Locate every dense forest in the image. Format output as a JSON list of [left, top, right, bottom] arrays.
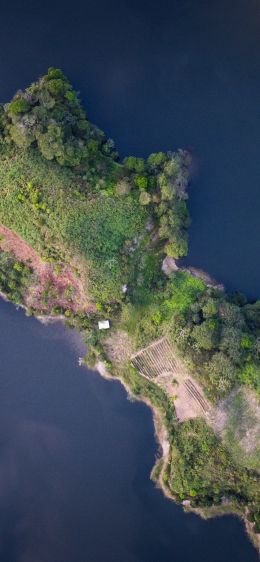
[[0, 69, 259, 539]]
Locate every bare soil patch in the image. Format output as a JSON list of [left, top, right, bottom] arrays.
[[104, 330, 134, 366], [0, 224, 94, 313], [106, 333, 211, 422]]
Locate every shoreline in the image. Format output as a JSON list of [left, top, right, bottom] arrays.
[[95, 360, 171, 498], [0, 292, 259, 554], [0, 64, 259, 559], [0, 290, 69, 326], [94, 361, 260, 555]]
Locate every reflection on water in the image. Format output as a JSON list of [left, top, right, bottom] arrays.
[[0, 299, 258, 562], [0, 1, 259, 558], [0, 0, 259, 294]]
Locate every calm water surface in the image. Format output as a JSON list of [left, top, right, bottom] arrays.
[[0, 1, 260, 560], [0, 0, 260, 295], [0, 299, 258, 562]]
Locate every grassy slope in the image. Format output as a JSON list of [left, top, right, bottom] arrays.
[[0, 144, 147, 302], [218, 389, 260, 471], [0, 69, 259, 543], [0, 143, 259, 541]]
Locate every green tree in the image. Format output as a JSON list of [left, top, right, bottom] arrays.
[[2, 68, 101, 168], [8, 98, 31, 115], [123, 156, 145, 173], [202, 298, 219, 318], [207, 352, 237, 397], [47, 78, 67, 98], [134, 175, 148, 190], [139, 191, 151, 205], [238, 363, 260, 392], [37, 124, 64, 161], [9, 124, 34, 148], [165, 232, 188, 258], [219, 325, 243, 364], [147, 151, 166, 170], [160, 182, 174, 201], [192, 319, 220, 350], [46, 67, 66, 80], [243, 301, 260, 330]]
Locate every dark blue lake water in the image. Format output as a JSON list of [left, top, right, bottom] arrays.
[[0, 299, 258, 562], [0, 1, 259, 560], [0, 0, 260, 296]]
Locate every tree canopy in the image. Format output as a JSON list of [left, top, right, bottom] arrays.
[[1, 67, 106, 167]]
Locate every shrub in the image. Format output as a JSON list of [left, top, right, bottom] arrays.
[[238, 363, 260, 392], [134, 175, 148, 190], [207, 352, 237, 397], [192, 319, 220, 350], [123, 156, 145, 173], [8, 98, 31, 115], [147, 151, 166, 170], [139, 191, 151, 205], [165, 232, 188, 258]]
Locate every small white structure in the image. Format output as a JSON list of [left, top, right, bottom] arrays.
[[98, 320, 110, 330], [122, 284, 128, 294]]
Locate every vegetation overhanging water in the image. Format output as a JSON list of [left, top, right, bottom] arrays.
[[0, 68, 259, 553]]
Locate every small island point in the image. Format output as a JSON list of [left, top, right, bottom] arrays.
[[0, 68, 259, 551]]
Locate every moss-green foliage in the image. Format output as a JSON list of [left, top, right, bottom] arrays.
[[0, 252, 34, 303], [0, 143, 147, 300], [119, 270, 260, 400], [192, 319, 220, 350], [65, 195, 146, 301], [120, 272, 206, 349], [66, 196, 144, 261], [119, 363, 259, 526], [0, 69, 191, 303], [0, 69, 259, 530], [123, 156, 145, 173], [163, 271, 206, 314], [8, 98, 31, 115], [122, 149, 191, 259], [120, 364, 260, 523], [0, 143, 77, 253], [166, 418, 259, 511], [239, 363, 260, 391], [160, 273, 260, 399], [2, 67, 106, 167], [152, 152, 190, 258], [221, 390, 260, 471]]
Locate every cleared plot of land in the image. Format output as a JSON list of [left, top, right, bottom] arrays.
[[213, 388, 260, 471], [104, 330, 134, 366], [131, 337, 211, 421], [0, 224, 93, 313]]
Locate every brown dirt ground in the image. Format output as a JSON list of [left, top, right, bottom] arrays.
[[104, 330, 134, 366], [0, 224, 95, 314], [105, 332, 212, 422]]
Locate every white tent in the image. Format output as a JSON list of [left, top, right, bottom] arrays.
[[98, 320, 110, 330]]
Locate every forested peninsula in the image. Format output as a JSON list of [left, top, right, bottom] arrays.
[[0, 69, 259, 549]]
